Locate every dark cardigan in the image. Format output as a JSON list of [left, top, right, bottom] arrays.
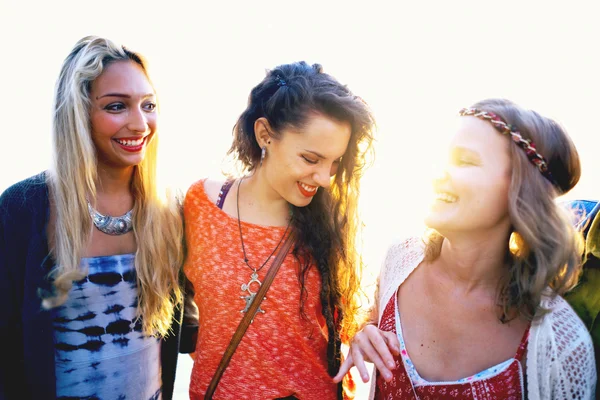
[[0, 173, 197, 400]]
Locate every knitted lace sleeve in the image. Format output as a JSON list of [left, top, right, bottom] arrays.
[[377, 237, 425, 322], [529, 295, 597, 399]]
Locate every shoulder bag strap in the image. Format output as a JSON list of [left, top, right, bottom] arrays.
[[205, 231, 296, 399]]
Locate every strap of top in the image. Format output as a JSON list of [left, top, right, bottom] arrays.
[[215, 180, 235, 210], [514, 326, 531, 361]]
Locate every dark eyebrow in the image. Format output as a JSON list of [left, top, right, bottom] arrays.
[[96, 93, 155, 100]]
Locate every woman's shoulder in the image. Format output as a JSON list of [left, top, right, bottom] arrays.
[[531, 295, 597, 396], [539, 295, 592, 337], [378, 237, 425, 300], [185, 177, 230, 202], [536, 294, 595, 360], [0, 172, 48, 213], [382, 237, 425, 272], [183, 177, 234, 218]]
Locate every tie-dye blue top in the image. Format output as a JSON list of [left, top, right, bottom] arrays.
[[53, 253, 162, 400]]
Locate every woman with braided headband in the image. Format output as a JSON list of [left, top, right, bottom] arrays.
[[335, 98, 596, 399]]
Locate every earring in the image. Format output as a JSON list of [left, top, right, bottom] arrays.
[[260, 146, 266, 166]]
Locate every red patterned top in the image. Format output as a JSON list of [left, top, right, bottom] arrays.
[[375, 290, 529, 400], [183, 180, 337, 399]]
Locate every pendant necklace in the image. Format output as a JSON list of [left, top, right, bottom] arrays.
[[87, 200, 134, 236], [236, 176, 292, 317]]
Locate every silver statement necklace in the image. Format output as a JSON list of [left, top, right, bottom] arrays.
[[87, 200, 134, 236]]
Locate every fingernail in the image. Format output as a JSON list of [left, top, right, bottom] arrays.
[[384, 372, 392, 380], [388, 361, 395, 368]]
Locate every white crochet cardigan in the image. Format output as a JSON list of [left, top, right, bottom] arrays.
[[368, 237, 597, 399]]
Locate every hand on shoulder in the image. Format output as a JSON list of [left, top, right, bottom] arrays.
[[333, 323, 400, 384]]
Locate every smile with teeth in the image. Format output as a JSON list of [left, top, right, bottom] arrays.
[[115, 137, 145, 147], [435, 192, 458, 203], [300, 183, 317, 193], [298, 181, 318, 197]]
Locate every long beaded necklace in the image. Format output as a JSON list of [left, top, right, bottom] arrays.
[[236, 176, 292, 315]]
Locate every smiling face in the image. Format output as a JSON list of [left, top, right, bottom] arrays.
[[89, 60, 157, 171], [260, 113, 351, 207], [425, 116, 513, 236]]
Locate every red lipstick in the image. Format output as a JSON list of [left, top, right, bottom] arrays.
[[113, 136, 147, 153], [297, 182, 318, 197]]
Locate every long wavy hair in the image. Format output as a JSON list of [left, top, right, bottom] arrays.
[[229, 61, 375, 380], [424, 98, 583, 322], [44, 36, 184, 337]]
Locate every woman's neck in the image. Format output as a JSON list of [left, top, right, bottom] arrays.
[[92, 166, 135, 213], [95, 166, 134, 196], [432, 229, 510, 294], [238, 170, 290, 227]]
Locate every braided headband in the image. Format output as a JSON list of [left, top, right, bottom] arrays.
[[458, 108, 555, 184]]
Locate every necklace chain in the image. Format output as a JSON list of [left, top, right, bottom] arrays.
[[236, 177, 292, 273]]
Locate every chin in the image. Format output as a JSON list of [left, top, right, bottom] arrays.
[[285, 193, 314, 208], [424, 214, 451, 233], [124, 153, 147, 165], [292, 198, 314, 208]]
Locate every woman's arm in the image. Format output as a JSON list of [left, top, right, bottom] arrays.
[[334, 273, 399, 384], [0, 188, 26, 399], [179, 274, 199, 354]]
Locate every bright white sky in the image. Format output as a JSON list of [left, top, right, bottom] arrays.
[[1, 0, 598, 281]]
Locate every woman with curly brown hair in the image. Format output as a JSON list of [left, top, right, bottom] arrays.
[[183, 61, 375, 399], [336, 99, 596, 399]]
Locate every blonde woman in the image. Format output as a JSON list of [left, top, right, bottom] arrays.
[[0, 36, 192, 399], [335, 99, 596, 399]]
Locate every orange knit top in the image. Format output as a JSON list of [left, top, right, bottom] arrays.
[[183, 180, 337, 399]]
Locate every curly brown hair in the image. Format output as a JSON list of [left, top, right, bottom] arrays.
[[229, 61, 375, 389]]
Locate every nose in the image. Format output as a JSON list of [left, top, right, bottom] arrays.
[[313, 164, 333, 188], [431, 165, 451, 190], [432, 166, 449, 181], [127, 108, 149, 133]]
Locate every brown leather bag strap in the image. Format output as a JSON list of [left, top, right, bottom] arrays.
[[205, 231, 296, 399]]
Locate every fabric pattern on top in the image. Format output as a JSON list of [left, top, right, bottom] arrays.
[[54, 253, 162, 400], [375, 288, 527, 399], [183, 179, 337, 400]]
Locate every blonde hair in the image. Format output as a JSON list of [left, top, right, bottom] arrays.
[[45, 36, 184, 337], [424, 98, 583, 322]]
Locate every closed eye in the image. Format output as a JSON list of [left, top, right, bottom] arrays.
[[453, 156, 474, 166], [457, 154, 479, 165], [302, 155, 318, 164], [450, 148, 480, 166]]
